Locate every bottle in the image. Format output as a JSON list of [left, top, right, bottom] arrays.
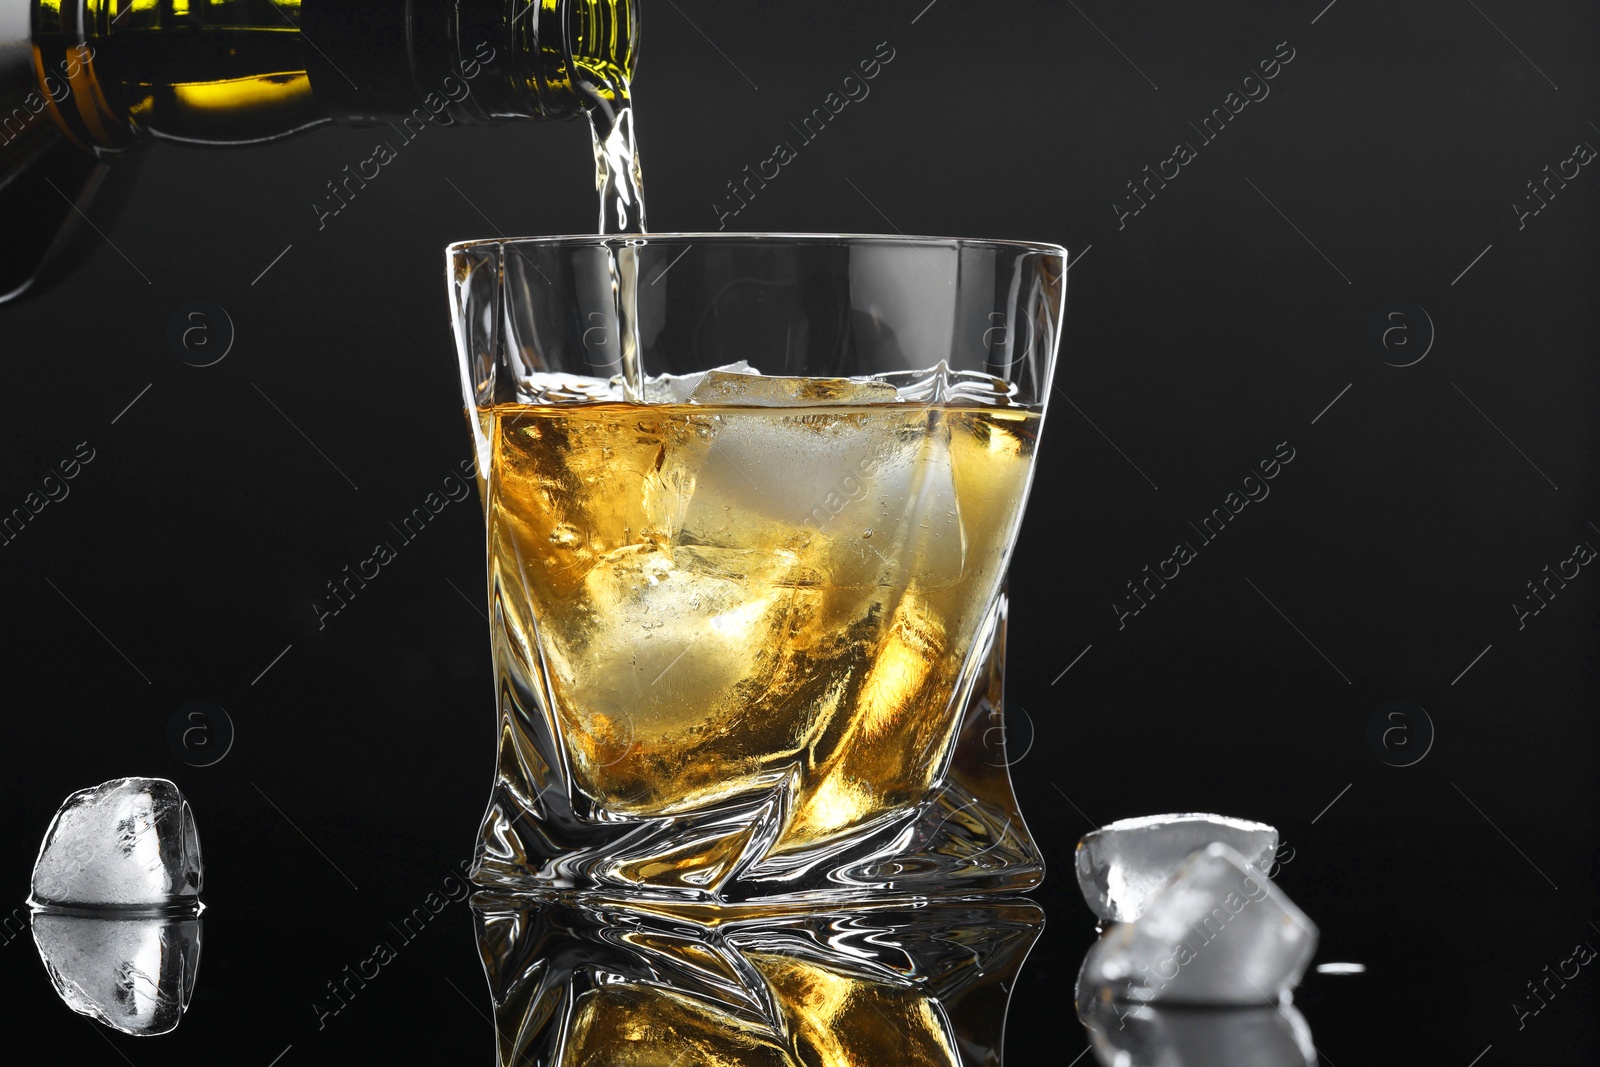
[[0, 0, 637, 303]]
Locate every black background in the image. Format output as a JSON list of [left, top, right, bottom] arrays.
[[2, 0, 1598, 1062]]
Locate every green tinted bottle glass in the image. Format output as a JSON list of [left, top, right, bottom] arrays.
[[0, 0, 638, 300]]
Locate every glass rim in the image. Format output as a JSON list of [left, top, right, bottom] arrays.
[[445, 231, 1069, 259]]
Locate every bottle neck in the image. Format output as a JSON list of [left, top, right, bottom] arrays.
[[23, 0, 637, 151], [301, 0, 635, 126]]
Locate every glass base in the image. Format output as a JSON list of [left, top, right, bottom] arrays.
[[470, 595, 1043, 902]]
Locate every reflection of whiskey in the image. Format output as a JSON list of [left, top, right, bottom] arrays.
[[565, 953, 960, 1066], [487, 400, 1038, 860], [473, 895, 1044, 1067]]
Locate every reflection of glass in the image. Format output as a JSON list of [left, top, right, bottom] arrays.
[[472, 894, 1042, 1067], [31, 913, 202, 1037], [447, 235, 1065, 899]]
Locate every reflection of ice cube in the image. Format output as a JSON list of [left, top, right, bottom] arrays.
[[1077, 814, 1278, 922], [688, 370, 898, 407], [1078, 995, 1316, 1067], [30, 778, 202, 910], [31, 914, 201, 1036], [1078, 844, 1318, 1006]]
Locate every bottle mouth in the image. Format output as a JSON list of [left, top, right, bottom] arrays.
[[444, 0, 639, 125], [308, 0, 639, 127], [555, 0, 639, 120]]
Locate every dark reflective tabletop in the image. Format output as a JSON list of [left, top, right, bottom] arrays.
[[6, 819, 1597, 1062]]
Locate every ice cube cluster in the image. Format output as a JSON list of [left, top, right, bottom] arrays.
[[1076, 813, 1279, 923], [1074, 814, 1317, 1012], [513, 361, 1021, 407], [27, 778, 204, 1036]]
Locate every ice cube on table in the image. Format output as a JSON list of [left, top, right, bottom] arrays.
[[31, 913, 201, 1036], [688, 370, 898, 406], [1076, 813, 1278, 922], [30, 778, 202, 910], [1077, 843, 1318, 1006]]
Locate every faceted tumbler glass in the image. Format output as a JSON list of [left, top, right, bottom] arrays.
[[446, 233, 1065, 900]]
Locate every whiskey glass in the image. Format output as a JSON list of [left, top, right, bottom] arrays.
[[446, 234, 1064, 900]]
